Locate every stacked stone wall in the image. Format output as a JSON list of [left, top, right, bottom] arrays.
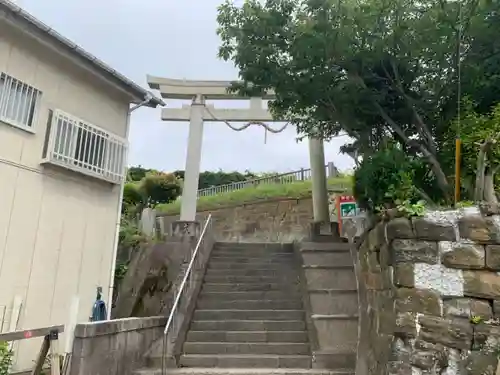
[[357, 204, 500, 375]]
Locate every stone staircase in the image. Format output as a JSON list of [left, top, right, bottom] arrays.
[[299, 240, 358, 370], [137, 241, 356, 375], [181, 242, 311, 369]]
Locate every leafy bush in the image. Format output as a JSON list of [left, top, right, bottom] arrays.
[[138, 172, 181, 207], [0, 341, 13, 375], [353, 142, 421, 211]]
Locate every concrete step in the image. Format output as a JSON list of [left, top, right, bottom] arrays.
[[313, 350, 357, 371], [209, 256, 295, 264], [211, 251, 295, 259], [186, 330, 308, 343], [199, 291, 302, 301], [301, 252, 352, 267], [178, 354, 312, 368], [202, 283, 300, 293], [205, 269, 297, 277], [197, 299, 303, 310], [203, 275, 299, 284], [135, 368, 354, 375], [213, 242, 294, 252], [190, 320, 306, 331], [300, 242, 350, 252], [183, 342, 310, 355], [193, 309, 304, 321], [208, 262, 292, 270]]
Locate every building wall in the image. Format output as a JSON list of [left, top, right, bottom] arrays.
[[0, 21, 129, 370]]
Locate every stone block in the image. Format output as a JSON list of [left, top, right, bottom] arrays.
[[386, 217, 414, 240], [395, 287, 442, 316], [493, 300, 500, 318], [479, 202, 500, 216], [367, 222, 385, 251], [367, 251, 381, 273], [486, 245, 500, 270], [393, 263, 414, 288], [418, 315, 473, 349], [379, 243, 392, 268], [458, 215, 500, 244], [411, 340, 448, 372], [442, 242, 486, 269], [394, 312, 417, 337], [464, 349, 499, 375], [391, 239, 438, 264], [412, 217, 457, 241], [442, 297, 492, 319], [362, 271, 384, 290], [464, 270, 500, 298]]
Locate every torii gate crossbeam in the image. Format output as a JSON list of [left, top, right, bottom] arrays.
[[147, 76, 330, 231]]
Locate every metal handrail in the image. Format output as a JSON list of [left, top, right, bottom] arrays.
[[161, 214, 213, 374], [197, 162, 339, 198]]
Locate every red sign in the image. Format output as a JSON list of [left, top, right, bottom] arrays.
[[24, 331, 32, 339]]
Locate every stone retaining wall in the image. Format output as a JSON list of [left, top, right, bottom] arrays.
[[69, 316, 166, 375], [157, 197, 315, 242], [356, 205, 500, 375]]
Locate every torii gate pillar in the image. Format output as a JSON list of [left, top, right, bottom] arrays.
[[180, 94, 205, 222], [308, 137, 330, 223]]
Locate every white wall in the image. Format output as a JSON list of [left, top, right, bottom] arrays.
[[0, 20, 130, 370]]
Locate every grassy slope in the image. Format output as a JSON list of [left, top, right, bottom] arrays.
[[157, 176, 353, 215]]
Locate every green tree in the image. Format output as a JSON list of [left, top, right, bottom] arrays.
[[127, 166, 154, 182], [217, 0, 496, 202], [138, 171, 182, 206], [442, 101, 500, 203]]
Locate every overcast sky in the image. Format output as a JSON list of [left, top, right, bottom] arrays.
[[18, 0, 354, 174]]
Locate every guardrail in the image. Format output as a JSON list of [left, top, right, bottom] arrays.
[[0, 324, 65, 375], [197, 162, 339, 198]]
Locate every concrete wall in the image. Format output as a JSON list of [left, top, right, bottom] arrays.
[[355, 204, 500, 375], [0, 18, 130, 370], [157, 197, 315, 242], [70, 317, 166, 375]]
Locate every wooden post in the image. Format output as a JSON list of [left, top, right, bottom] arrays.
[[31, 335, 50, 375], [49, 329, 61, 375]]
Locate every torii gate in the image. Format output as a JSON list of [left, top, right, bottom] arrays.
[[147, 76, 330, 231]]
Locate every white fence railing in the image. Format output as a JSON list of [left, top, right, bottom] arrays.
[[197, 161, 341, 198]]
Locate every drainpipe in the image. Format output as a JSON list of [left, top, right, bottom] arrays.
[[106, 94, 153, 319]]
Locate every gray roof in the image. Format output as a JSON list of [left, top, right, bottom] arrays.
[[0, 0, 165, 108]]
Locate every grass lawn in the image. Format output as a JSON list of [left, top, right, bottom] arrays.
[[157, 176, 353, 215]]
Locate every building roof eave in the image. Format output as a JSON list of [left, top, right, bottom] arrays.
[[0, 0, 166, 108]]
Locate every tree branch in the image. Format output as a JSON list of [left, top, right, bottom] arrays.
[[474, 139, 494, 202]]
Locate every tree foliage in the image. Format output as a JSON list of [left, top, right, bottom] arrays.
[[173, 170, 257, 189], [217, 0, 500, 204]]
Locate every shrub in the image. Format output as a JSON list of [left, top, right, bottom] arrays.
[[354, 141, 421, 211], [0, 341, 13, 375]]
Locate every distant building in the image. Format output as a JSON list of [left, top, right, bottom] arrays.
[[0, 0, 163, 370]]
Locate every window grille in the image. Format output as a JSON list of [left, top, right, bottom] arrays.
[[0, 72, 41, 130], [42, 109, 127, 184]]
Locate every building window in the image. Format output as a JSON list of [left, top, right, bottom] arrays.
[[42, 109, 127, 184], [0, 72, 41, 130]]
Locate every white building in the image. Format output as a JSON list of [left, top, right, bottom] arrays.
[[0, 0, 164, 370]]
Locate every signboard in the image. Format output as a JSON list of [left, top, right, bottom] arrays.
[[336, 195, 361, 234]]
